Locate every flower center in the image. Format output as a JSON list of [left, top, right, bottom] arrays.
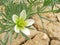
[[16, 18, 27, 30]]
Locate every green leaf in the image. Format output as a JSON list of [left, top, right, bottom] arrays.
[[14, 33, 18, 39], [20, 31, 30, 40], [0, 12, 10, 22], [51, 0, 56, 13], [0, 30, 4, 34], [0, 39, 4, 45], [0, 22, 6, 34], [3, 32, 9, 45], [9, 31, 12, 45], [26, 26, 35, 30], [0, 0, 7, 5], [27, 0, 34, 4], [43, 0, 51, 6], [55, 0, 60, 4], [54, 8, 60, 13]]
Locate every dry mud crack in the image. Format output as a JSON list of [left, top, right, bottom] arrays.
[[0, 12, 60, 45], [0, 5, 60, 45]]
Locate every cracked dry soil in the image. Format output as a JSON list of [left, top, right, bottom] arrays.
[[0, 13, 60, 45], [0, 4, 60, 45]]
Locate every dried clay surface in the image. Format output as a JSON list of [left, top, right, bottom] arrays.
[[0, 4, 60, 45]]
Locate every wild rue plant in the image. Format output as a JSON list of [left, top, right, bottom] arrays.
[[0, 0, 60, 45], [12, 10, 35, 35]]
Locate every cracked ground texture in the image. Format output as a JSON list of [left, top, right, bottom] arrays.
[[0, 12, 60, 45], [0, 2, 60, 45]]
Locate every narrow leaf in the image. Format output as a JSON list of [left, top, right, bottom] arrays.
[[14, 33, 18, 39], [3, 32, 9, 45], [9, 31, 12, 45]]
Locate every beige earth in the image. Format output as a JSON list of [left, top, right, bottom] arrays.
[[0, 13, 60, 45], [0, 1, 60, 45], [51, 40, 60, 45]]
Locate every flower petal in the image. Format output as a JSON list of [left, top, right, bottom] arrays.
[[25, 19, 35, 26], [21, 28, 30, 35], [20, 10, 26, 19], [12, 14, 18, 23], [14, 25, 20, 33]]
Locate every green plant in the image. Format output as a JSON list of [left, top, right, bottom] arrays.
[[0, 0, 60, 45]]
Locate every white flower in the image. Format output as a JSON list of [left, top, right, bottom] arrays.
[[12, 10, 35, 35]]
